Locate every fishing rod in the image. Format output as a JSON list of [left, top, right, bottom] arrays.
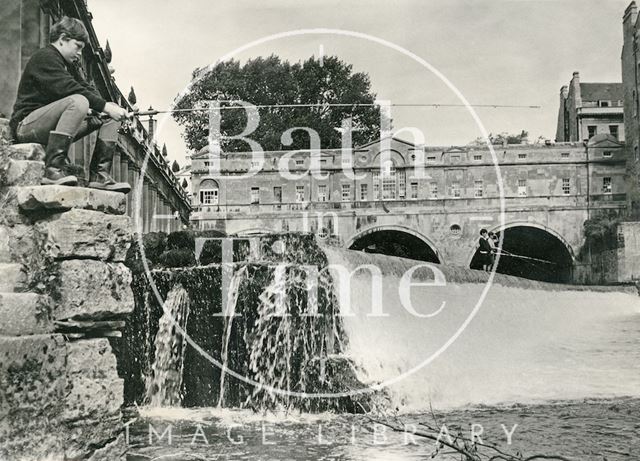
[[494, 249, 557, 265], [129, 102, 542, 118]]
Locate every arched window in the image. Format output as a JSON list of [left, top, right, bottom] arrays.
[[199, 179, 219, 205]]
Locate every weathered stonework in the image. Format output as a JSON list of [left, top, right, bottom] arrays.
[[0, 262, 27, 291], [4, 142, 45, 161], [0, 293, 51, 335], [16, 185, 126, 215], [52, 259, 134, 321], [0, 336, 127, 460], [36, 209, 132, 262], [0, 136, 133, 459], [2, 159, 44, 186]]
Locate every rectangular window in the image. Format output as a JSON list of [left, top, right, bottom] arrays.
[[609, 125, 619, 140], [450, 182, 461, 198], [426, 156, 437, 162], [517, 179, 527, 197], [251, 159, 261, 168], [474, 180, 483, 198], [250, 187, 260, 204], [273, 186, 282, 202], [295, 185, 305, 202], [587, 126, 597, 138], [200, 189, 218, 205], [317, 184, 327, 202], [562, 178, 570, 195], [410, 182, 418, 199], [398, 169, 406, 198], [518, 153, 527, 159], [599, 100, 610, 107], [602, 177, 612, 194], [295, 158, 304, 166], [473, 154, 482, 161], [561, 152, 570, 158], [603, 151, 612, 158], [430, 182, 438, 199], [373, 171, 380, 200], [341, 156, 351, 165], [341, 184, 351, 202], [360, 183, 368, 201]]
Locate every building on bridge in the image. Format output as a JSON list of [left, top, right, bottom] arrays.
[[189, 136, 627, 283], [0, 0, 191, 233], [555, 72, 624, 143], [622, 1, 640, 218]]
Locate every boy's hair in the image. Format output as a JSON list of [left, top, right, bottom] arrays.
[[49, 16, 89, 44], [480, 228, 488, 235]]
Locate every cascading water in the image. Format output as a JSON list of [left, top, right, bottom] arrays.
[[145, 284, 191, 407], [217, 265, 248, 408], [322, 246, 640, 411]]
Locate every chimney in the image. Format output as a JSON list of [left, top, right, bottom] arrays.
[[572, 72, 582, 108]]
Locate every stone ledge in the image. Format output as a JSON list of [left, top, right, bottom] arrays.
[[0, 263, 27, 292], [52, 259, 134, 321], [0, 292, 52, 335], [1, 159, 44, 186], [15, 185, 126, 215], [6, 143, 46, 161], [36, 209, 132, 262]]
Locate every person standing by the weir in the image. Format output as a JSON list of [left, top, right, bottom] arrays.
[[478, 229, 493, 272], [9, 16, 131, 193]]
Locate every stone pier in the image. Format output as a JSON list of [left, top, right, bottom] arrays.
[[0, 127, 133, 460]]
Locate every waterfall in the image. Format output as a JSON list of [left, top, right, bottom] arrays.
[[145, 284, 191, 407], [322, 246, 640, 411], [217, 265, 248, 408]]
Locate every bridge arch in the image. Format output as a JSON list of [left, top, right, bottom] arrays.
[[346, 225, 442, 264], [467, 221, 575, 283]]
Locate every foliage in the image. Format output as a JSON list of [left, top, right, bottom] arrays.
[[173, 55, 383, 152], [468, 130, 529, 146], [580, 211, 622, 258]]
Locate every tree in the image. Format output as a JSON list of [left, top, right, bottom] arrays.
[[173, 55, 383, 152], [171, 160, 180, 173]]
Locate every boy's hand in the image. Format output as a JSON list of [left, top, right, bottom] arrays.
[[103, 102, 128, 121]]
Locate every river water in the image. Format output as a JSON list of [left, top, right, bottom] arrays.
[[127, 249, 640, 460]]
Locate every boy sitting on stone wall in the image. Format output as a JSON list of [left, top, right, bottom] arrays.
[[9, 16, 130, 193]]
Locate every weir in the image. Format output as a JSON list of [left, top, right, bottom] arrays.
[[118, 233, 640, 413]]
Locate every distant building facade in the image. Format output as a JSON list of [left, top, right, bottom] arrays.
[[555, 72, 624, 143], [622, 1, 640, 217], [188, 136, 626, 281]]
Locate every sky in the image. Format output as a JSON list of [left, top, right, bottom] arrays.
[[89, 0, 631, 167]]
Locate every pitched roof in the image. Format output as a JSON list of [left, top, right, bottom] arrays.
[[580, 83, 623, 102]]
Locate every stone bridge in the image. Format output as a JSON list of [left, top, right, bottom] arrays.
[[190, 136, 628, 283]]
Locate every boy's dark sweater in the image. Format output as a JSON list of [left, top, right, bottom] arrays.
[[9, 44, 106, 136]]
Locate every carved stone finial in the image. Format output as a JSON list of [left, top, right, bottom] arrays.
[[128, 87, 137, 105], [104, 40, 112, 63], [162, 144, 168, 157]]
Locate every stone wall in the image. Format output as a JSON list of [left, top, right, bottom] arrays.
[[0, 125, 133, 460]]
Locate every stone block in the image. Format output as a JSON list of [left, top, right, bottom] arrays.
[[61, 376, 124, 421], [7, 142, 45, 161], [66, 338, 119, 379], [0, 292, 52, 335], [0, 224, 38, 263], [53, 259, 134, 320], [0, 334, 67, 419], [0, 263, 26, 292], [0, 118, 10, 141], [36, 209, 132, 262], [1, 159, 44, 186], [16, 185, 126, 215]]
